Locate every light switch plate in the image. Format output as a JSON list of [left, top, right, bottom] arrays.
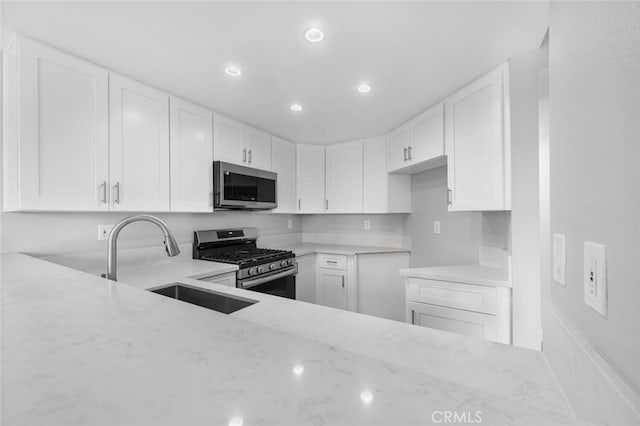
[[433, 221, 441, 234], [584, 241, 607, 317], [552, 233, 566, 286], [287, 219, 292, 229], [364, 220, 371, 231]]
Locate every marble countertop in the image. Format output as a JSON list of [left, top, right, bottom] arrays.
[[400, 264, 512, 288], [2, 253, 581, 425], [273, 243, 411, 257]]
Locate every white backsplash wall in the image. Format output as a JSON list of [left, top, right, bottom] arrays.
[[405, 166, 511, 268], [0, 211, 301, 255], [301, 214, 407, 247]]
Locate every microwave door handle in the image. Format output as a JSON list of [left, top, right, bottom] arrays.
[[239, 266, 297, 289]]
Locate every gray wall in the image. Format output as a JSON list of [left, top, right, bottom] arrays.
[[1, 212, 301, 255], [404, 166, 510, 268], [549, 2, 640, 393]]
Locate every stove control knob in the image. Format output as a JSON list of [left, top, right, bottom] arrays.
[[270, 263, 277, 270], [281, 261, 287, 267], [257, 266, 264, 274], [248, 268, 256, 276], [288, 259, 295, 266]]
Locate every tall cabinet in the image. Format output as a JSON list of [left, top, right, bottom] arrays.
[[169, 97, 214, 212], [445, 64, 511, 211], [296, 144, 325, 213], [3, 36, 109, 211], [271, 136, 296, 213], [109, 74, 170, 211], [325, 140, 363, 213]]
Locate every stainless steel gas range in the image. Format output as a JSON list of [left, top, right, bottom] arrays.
[[193, 228, 296, 299]]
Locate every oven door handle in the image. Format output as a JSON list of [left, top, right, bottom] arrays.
[[239, 266, 297, 290]]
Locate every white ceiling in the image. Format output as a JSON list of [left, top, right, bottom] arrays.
[[3, 1, 549, 144]]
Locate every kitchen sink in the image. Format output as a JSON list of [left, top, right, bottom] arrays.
[[150, 283, 257, 314]]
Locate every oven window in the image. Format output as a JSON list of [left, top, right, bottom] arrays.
[[243, 275, 295, 299], [224, 172, 276, 203]]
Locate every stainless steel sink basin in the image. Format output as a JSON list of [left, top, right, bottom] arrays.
[[150, 283, 257, 314]]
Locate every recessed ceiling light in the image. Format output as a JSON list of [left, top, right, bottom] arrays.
[[224, 65, 242, 77], [290, 103, 303, 112], [304, 27, 324, 43], [357, 83, 372, 93]]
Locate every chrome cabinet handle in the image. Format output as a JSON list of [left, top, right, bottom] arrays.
[[411, 309, 416, 325], [248, 150, 252, 164], [407, 146, 412, 160], [325, 199, 329, 211], [326, 260, 338, 264], [243, 148, 247, 163], [341, 275, 345, 288], [113, 182, 120, 204], [99, 181, 107, 204], [403, 147, 408, 161], [447, 188, 452, 205], [298, 199, 301, 210]]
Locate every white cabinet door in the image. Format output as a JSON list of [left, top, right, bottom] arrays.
[[169, 97, 213, 212], [245, 126, 271, 170], [14, 36, 109, 211], [271, 136, 296, 213], [386, 125, 409, 172], [109, 74, 170, 211], [295, 254, 316, 303], [213, 114, 245, 166], [325, 140, 363, 213], [316, 268, 347, 310], [363, 137, 411, 213], [296, 144, 325, 213], [445, 64, 509, 211], [407, 301, 500, 342], [408, 103, 444, 164]]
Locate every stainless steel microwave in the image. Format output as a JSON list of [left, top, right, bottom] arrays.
[[213, 161, 277, 210]]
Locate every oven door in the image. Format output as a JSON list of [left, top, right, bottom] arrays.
[[214, 161, 277, 210], [237, 265, 296, 299]]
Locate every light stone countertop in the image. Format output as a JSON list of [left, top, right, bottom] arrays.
[[271, 243, 411, 257], [1, 253, 583, 425], [399, 264, 512, 288]]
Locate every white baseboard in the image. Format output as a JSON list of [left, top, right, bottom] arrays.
[[543, 302, 640, 425]]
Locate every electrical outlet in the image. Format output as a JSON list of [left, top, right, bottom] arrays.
[[287, 219, 293, 230], [98, 225, 113, 241], [364, 220, 371, 231], [433, 221, 441, 234], [553, 234, 567, 286], [584, 241, 607, 317]]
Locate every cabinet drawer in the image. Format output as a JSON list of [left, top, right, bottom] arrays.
[[406, 278, 498, 315], [407, 301, 505, 343], [316, 254, 347, 270]]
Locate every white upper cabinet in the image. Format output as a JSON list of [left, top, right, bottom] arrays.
[[325, 140, 363, 213], [409, 104, 445, 164], [3, 36, 109, 211], [169, 97, 213, 212], [445, 64, 510, 211], [213, 114, 245, 165], [271, 136, 296, 213], [385, 125, 409, 172], [363, 137, 411, 213], [244, 126, 272, 170], [109, 74, 170, 211], [296, 144, 325, 213], [386, 103, 444, 174], [213, 114, 271, 170]]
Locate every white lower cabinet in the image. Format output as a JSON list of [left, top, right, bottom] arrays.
[[295, 254, 316, 303], [316, 268, 348, 310], [356, 252, 410, 321], [405, 277, 511, 344]]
